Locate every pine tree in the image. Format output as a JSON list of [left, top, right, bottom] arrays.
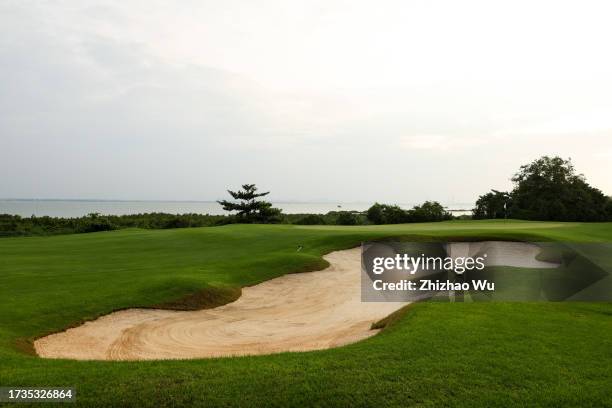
[[217, 184, 281, 223]]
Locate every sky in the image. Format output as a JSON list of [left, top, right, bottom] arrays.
[[1, 0, 612, 203]]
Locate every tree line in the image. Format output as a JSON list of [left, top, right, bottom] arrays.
[[4, 155, 607, 237], [217, 184, 452, 225], [0, 185, 452, 237]]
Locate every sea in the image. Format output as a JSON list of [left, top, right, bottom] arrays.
[[0, 199, 474, 218]]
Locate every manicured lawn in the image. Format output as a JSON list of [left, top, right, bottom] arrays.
[[0, 220, 611, 407]]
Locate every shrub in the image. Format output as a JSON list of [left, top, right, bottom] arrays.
[[335, 211, 359, 225], [409, 201, 452, 222], [366, 203, 385, 224], [366, 202, 451, 224], [76, 213, 117, 233], [294, 214, 326, 225]]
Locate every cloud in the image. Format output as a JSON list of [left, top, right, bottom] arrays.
[[1, 1, 612, 201]]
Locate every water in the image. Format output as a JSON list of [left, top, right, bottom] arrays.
[[0, 200, 474, 218]]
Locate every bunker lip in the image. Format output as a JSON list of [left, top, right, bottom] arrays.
[[34, 248, 406, 361]]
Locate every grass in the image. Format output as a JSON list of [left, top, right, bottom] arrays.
[[0, 220, 611, 407]]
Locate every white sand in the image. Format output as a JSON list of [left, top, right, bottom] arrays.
[[35, 248, 405, 361]]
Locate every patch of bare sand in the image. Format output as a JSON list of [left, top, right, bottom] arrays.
[[35, 248, 406, 360]]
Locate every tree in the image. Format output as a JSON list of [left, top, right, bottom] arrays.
[[409, 201, 452, 222], [510, 156, 610, 221], [366, 203, 385, 224], [473, 190, 511, 219], [366, 203, 409, 224], [335, 211, 359, 225], [217, 184, 281, 223], [366, 201, 451, 224], [472, 156, 612, 221]]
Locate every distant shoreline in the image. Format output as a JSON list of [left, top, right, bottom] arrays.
[[0, 199, 474, 218]]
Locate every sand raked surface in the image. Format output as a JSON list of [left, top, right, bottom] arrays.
[[35, 248, 406, 361], [35, 241, 558, 361]]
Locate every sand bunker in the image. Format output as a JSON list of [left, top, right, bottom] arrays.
[[446, 241, 559, 269], [35, 248, 405, 360], [35, 241, 556, 361]]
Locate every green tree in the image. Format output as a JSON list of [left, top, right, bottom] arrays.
[[409, 201, 452, 222], [217, 184, 281, 223], [510, 156, 610, 221], [366, 201, 451, 224], [366, 203, 385, 224], [366, 203, 408, 224], [473, 190, 511, 219], [335, 211, 359, 225]]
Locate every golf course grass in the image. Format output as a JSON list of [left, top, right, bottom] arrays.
[[1, 220, 611, 407]]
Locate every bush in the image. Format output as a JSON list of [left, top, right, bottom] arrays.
[[0, 212, 232, 237], [76, 213, 117, 233], [409, 201, 452, 222], [294, 214, 326, 225], [162, 216, 191, 229], [366, 203, 385, 224], [366, 202, 451, 224], [335, 211, 359, 225], [366, 203, 409, 224]]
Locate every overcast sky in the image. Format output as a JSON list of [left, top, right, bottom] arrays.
[[1, 0, 612, 203]]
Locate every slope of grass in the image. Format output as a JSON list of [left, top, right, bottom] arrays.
[[0, 220, 611, 407]]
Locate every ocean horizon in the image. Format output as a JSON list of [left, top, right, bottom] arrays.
[[0, 199, 474, 218]]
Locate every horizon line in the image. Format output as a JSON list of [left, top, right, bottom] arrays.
[[0, 198, 476, 205]]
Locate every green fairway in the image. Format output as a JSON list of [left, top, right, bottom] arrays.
[[1, 220, 611, 407]]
